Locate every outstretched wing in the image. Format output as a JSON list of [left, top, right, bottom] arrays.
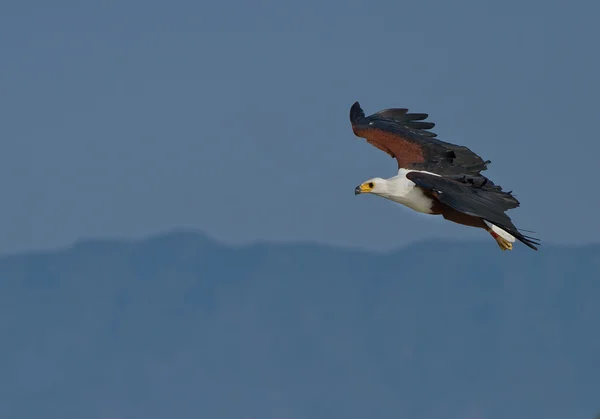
[[406, 171, 540, 250], [350, 101, 490, 176]]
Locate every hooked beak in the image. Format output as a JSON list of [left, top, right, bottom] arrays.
[[355, 183, 373, 195]]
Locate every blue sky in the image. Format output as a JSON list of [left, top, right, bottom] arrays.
[[1, 0, 598, 253]]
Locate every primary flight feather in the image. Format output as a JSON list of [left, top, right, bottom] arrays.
[[350, 101, 540, 251]]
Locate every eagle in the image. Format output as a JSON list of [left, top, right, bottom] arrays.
[[350, 101, 539, 251]]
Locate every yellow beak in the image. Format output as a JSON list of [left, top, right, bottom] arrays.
[[354, 183, 373, 195]]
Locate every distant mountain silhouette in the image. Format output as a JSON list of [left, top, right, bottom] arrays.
[[1, 230, 599, 419]]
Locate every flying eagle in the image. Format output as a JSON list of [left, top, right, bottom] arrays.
[[350, 101, 539, 251]]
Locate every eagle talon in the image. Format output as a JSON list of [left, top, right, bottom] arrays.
[[494, 235, 513, 251]]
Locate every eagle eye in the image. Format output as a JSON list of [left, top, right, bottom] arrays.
[[368, 182, 374, 188]]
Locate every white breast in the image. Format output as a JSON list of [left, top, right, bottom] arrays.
[[380, 168, 437, 214]]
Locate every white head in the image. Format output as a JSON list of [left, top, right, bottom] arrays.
[[354, 177, 390, 196]]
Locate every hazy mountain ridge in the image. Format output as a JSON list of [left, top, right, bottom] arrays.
[[1, 231, 599, 419]]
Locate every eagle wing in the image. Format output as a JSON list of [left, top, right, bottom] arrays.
[[350, 101, 490, 176], [405, 171, 540, 250]]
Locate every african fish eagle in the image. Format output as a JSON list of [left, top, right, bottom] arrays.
[[350, 101, 539, 251]]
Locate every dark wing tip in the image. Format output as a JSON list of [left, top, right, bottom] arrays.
[[375, 108, 409, 120], [372, 107, 438, 137], [404, 121, 436, 130], [403, 113, 428, 121], [350, 101, 366, 125]]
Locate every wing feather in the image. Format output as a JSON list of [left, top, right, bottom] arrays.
[[350, 101, 489, 176], [406, 172, 540, 250]]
